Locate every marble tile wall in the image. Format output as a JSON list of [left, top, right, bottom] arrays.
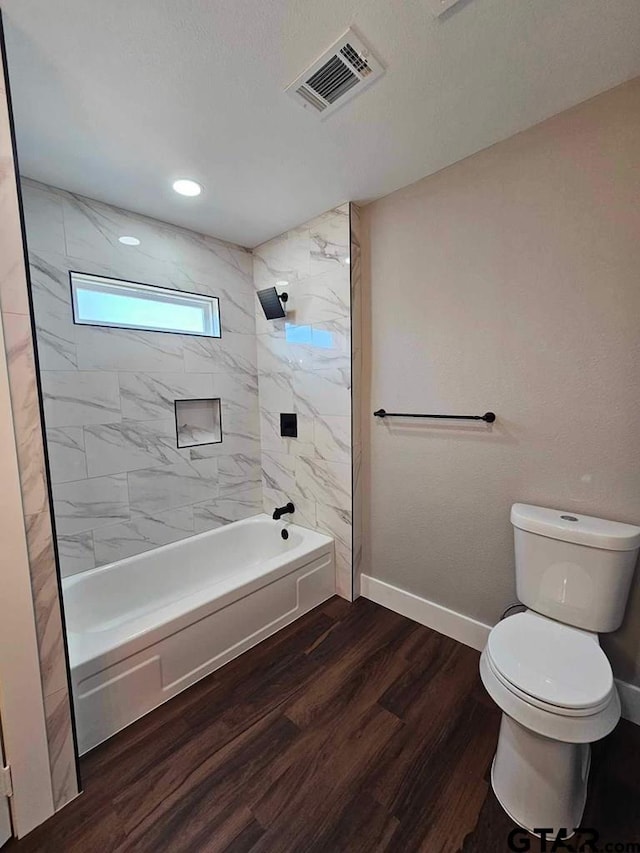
[[22, 180, 261, 574], [350, 205, 363, 597], [253, 204, 360, 599], [0, 64, 78, 809]]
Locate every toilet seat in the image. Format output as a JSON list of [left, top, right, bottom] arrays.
[[486, 611, 613, 713], [480, 611, 620, 744], [485, 650, 612, 717], [479, 649, 620, 744]]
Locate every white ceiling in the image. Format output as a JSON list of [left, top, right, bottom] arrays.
[[3, 0, 640, 248]]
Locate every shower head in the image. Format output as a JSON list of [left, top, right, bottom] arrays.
[[257, 287, 288, 320]]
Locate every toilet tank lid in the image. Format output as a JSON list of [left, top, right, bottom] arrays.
[[511, 503, 640, 552]]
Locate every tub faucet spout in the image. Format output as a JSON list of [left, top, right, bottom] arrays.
[[273, 502, 295, 521]]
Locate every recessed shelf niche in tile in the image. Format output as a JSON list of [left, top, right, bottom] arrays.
[[175, 398, 222, 448]]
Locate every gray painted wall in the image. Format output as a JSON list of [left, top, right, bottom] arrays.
[[363, 79, 640, 686]]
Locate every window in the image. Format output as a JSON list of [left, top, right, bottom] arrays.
[[70, 273, 221, 337]]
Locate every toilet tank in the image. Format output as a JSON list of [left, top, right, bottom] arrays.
[[511, 504, 640, 632]]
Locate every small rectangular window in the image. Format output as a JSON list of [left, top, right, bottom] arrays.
[[70, 273, 221, 338]]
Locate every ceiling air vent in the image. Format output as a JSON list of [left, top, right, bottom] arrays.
[[286, 29, 384, 119]]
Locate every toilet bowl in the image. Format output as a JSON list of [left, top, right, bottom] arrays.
[[480, 611, 620, 835], [481, 504, 640, 836]]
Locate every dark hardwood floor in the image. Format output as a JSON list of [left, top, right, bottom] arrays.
[[9, 598, 640, 852]]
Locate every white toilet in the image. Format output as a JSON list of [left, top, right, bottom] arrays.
[[481, 503, 640, 837]]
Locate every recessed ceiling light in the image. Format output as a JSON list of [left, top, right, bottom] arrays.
[[276, 280, 289, 286], [118, 235, 140, 246], [172, 179, 202, 197]]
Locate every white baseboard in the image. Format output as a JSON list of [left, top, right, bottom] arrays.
[[360, 574, 491, 652], [616, 678, 640, 726], [360, 574, 640, 726]]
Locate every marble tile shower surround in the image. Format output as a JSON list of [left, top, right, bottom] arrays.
[[0, 73, 77, 808], [350, 204, 363, 596], [22, 179, 262, 574], [253, 204, 358, 599]]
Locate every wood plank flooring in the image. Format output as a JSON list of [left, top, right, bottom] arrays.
[[8, 598, 640, 852]]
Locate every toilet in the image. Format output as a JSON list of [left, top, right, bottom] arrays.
[[481, 503, 640, 837]]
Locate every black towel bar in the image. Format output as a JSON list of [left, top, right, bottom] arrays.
[[373, 409, 496, 423]]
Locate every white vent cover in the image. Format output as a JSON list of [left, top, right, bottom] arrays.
[[286, 30, 384, 119]]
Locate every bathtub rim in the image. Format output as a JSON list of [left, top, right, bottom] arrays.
[[64, 513, 326, 592], [63, 514, 334, 680]]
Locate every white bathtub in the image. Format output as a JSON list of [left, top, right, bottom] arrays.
[[63, 514, 335, 753]]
